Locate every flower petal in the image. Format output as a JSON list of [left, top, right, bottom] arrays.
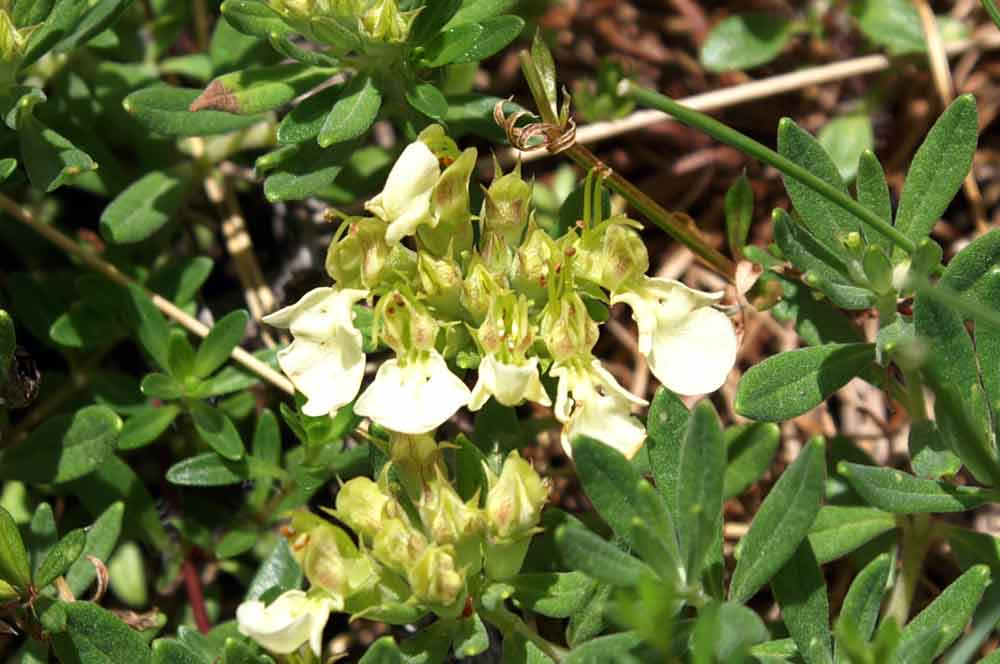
[[384, 189, 433, 244], [365, 140, 440, 243], [469, 355, 551, 410], [355, 350, 471, 434], [237, 590, 314, 655], [563, 394, 646, 460], [647, 306, 737, 395]]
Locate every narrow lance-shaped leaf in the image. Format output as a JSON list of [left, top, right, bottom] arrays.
[[0, 506, 31, 592], [897, 565, 991, 660], [189, 63, 334, 115], [19, 116, 97, 192], [193, 310, 248, 379], [735, 343, 876, 422], [66, 501, 124, 597], [99, 171, 188, 245], [835, 553, 892, 661], [771, 541, 833, 664], [644, 387, 690, 520], [677, 400, 725, 583], [838, 462, 1000, 513], [318, 75, 381, 148], [190, 402, 245, 460], [34, 528, 86, 589], [555, 520, 656, 588], [730, 437, 826, 603]]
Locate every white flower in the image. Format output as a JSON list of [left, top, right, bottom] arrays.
[[263, 287, 369, 417], [469, 355, 551, 410], [236, 590, 335, 657], [365, 140, 440, 245], [550, 360, 648, 459], [354, 349, 470, 434], [611, 276, 737, 396]]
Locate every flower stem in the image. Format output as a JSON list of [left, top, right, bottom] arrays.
[[478, 602, 568, 662], [517, 51, 737, 282], [884, 513, 932, 625], [617, 80, 917, 255]]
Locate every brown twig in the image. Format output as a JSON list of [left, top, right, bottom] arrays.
[[182, 557, 211, 634]]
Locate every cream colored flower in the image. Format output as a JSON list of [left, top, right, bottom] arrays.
[[611, 276, 737, 396], [469, 354, 551, 410], [550, 360, 648, 459], [236, 590, 334, 657], [354, 349, 471, 434], [263, 287, 368, 417], [365, 140, 440, 244]]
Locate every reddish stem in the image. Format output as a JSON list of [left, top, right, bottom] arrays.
[[182, 557, 212, 634]]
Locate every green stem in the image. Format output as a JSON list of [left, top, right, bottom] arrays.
[[902, 368, 929, 422], [884, 513, 932, 625], [618, 81, 917, 255], [518, 51, 737, 281], [478, 602, 568, 662]]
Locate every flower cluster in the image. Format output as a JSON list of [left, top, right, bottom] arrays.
[[264, 125, 738, 458], [237, 440, 549, 658], [270, 0, 419, 47]]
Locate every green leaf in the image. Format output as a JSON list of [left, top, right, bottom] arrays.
[[452, 614, 489, 659], [908, 419, 960, 480], [700, 13, 798, 72], [0, 157, 17, 184], [735, 343, 876, 422], [419, 23, 485, 67], [276, 82, 344, 145], [19, 116, 97, 192], [677, 400, 725, 583], [555, 520, 656, 588], [167, 331, 196, 381], [767, 272, 865, 346], [807, 506, 896, 564], [190, 64, 334, 115], [220, 0, 291, 40], [148, 257, 214, 306], [69, 459, 169, 551], [166, 453, 250, 487], [644, 387, 690, 520], [0, 506, 31, 592], [99, 171, 188, 244], [409, 0, 462, 44], [263, 139, 353, 202], [445, 0, 517, 28], [849, 0, 926, 55], [117, 405, 182, 451], [454, 15, 525, 63], [724, 422, 780, 500], [933, 384, 1000, 488], [778, 117, 861, 251], [898, 565, 990, 659], [151, 639, 206, 664], [28, 503, 58, 579], [837, 462, 1000, 512], [894, 95, 978, 251], [730, 437, 826, 603], [358, 636, 406, 664], [725, 174, 753, 256], [53, 602, 151, 664], [563, 632, 644, 664], [453, 434, 487, 503], [193, 311, 248, 379], [34, 528, 86, 589], [835, 553, 892, 656], [141, 373, 183, 400], [691, 601, 769, 662], [123, 86, 266, 137], [817, 112, 873, 183], [55, 0, 133, 53], [406, 81, 448, 122], [771, 541, 832, 664], [245, 539, 302, 600], [2, 405, 122, 484], [530, 30, 558, 121], [856, 150, 894, 254], [573, 436, 654, 549], [190, 403, 245, 460], [318, 75, 381, 148], [65, 501, 124, 597], [508, 572, 594, 618], [124, 285, 170, 371], [21, 0, 88, 68]]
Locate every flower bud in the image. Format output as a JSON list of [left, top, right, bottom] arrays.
[[512, 227, 558, 304], [373, 290, 438, 355], [418, 252, 464, 319], [485, 452, 549, 543], [600, 223, 649, 292], [360, 0, 417, 43], [408, 545, 466, 612], [372, 516, 428, 574], [481, 162, 532, 247], [476, 292, 534, 360], [419, 148, 477, 257], [287, 513, 377, 602], [862, 246, 894, 295], [460, 261, 501, 324], [333, 477, 390, 543], [326, 217, 391, 289], [541, 293, 599, 362], [0, 11, 28, 84], [389, 431, 439, 500], [419, 467, 485, 552]]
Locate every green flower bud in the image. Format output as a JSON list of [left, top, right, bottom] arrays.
[[862, 246, 894, 295], [326, 217, 391, 289], [541, 292, 599, 361], [288, 512, 377, 602], [418, 252, 464, 319], [512, 227, 558, 305], [408, 545, 466, 612], [485, 452, 548, 543], [482, 161, 532, 247], [333, 477, 390, 543], [843, 231, 863, 254], [461, 260, 502, 325], [479, 227, 514, 277], [389, 431, 440, 500], [0, 11, 28, 84], [419, 467, 485, 550], [477, 292, 534, 362], [372, 516, 428, 574], [419, 148, 477, 257], [373, 290, 438, 355], [599, 222, 649, 292], [361, 0, 417, 43]]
